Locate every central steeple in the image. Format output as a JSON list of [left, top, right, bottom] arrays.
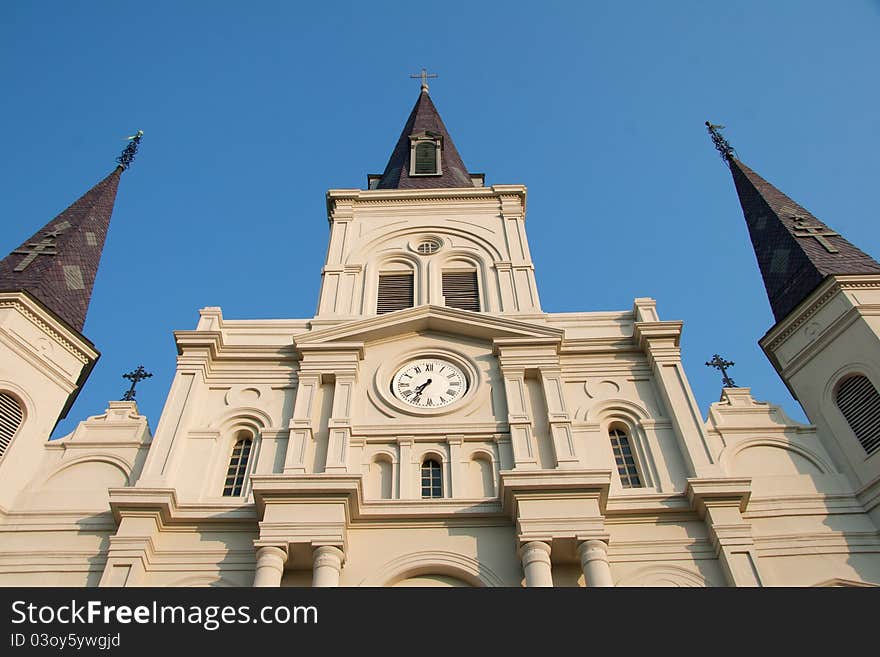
[[371, 88, 478, 190]]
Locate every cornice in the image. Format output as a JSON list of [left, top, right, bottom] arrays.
[[761, 275, 880, 353], [0, 294, 96, 365]]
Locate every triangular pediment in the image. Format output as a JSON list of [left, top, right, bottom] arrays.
[[297, 305, 562, 347]]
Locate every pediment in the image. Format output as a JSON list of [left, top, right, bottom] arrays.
[[296, 305, 562, 348]]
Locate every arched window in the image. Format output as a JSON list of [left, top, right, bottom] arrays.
[[835, 375, 880, 456], [421, 459, 443, 498], [442, 269, 480, 312], [0, 392, 24, 459], [377, 270, 415, 314], [223, 434, 253, 496], [610, 427, 642, 488]]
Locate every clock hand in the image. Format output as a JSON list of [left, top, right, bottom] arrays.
[[412, 379, 432, 401]]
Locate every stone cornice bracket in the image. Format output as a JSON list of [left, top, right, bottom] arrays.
[[631, 320, 683, 364], [107, 487, 257, 526], [685, 477, 752, 517], [499, 470, 612, 545], [492, 337, 563, 369], [250, 474, 363, 521]]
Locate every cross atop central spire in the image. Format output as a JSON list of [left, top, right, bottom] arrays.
[[410, 68, 438, 93]]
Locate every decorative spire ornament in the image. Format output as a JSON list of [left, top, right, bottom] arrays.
[[121, 365, 152, 401], [706, 121, 735, 163], [706, 354, 737, 388], [116, 130, 143, 170], [409, 68, 437, 93]]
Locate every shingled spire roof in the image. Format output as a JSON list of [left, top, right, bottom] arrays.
[[0, 165, 124, 334], [374, 89, 475, 190], [708, 123, 880, 323]]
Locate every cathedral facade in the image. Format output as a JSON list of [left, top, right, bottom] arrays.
[[1, 89, 879, 587]]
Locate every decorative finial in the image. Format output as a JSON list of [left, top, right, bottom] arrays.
[[116, 130, 144, 170], [121, 365, 152, 401], [410, 68, 438, 93], [705, 121, 735, 163], [705, 354, 737, 388]]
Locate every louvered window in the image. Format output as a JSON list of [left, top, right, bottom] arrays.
[[421, 459, 443, 498], [610, 428, 642, 488], [443, 271, 480, 312], [836, 375, 880, 456], [0, 392, 23, 459], [223, 436, 253, 496], [413, 142, 438, 174], [377, 273, 414, 314]]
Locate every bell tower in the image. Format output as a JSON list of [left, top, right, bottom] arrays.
[[0, 134, 139, 510], [315, 84, 542, 323], [710, 123, 880, 497]]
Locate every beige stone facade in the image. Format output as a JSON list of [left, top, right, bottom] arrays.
[[1, 133, 879, 588]]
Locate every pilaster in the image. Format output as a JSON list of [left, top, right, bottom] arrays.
[[632, 298, 720, 478], [686, 477, 762, 587]]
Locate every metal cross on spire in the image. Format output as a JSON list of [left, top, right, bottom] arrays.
[[116, 130, 144, 171], [121, 365, 152, 401], [410, 68, 438, 92], [705, 354, 737, 388], [705, 121, 736, 163]]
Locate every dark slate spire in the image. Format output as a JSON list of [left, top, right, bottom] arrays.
[[0, 161, 127, 334], [375, 89, 475, 190], [711, 124, 880, 322]]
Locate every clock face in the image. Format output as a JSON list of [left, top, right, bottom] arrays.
[[391, 358, 468, 409]]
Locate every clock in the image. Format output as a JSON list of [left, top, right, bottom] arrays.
[[391, 357, 468, 408]]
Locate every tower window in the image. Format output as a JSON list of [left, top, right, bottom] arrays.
[[409, 132, 442, 176], [413, 142, 438, 174], [610, 427, 642, 488], [223, 435, 253, 496], [442, 271, 480, 312], [835, 375, 880, 456], [421, 459, 443, 498], [0, 392, 23, 459], [377, 273, 414, 314]]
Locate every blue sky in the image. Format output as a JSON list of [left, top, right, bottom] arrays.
[[2, 2, 879, 437]]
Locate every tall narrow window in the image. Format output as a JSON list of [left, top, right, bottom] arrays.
[[610, 427, 642, 488], [223, 435, 253, 496], [413, 141, 438, 175], [421, 459, 443, 498], [377, 273, 414, 314], [442, 271, 479, 312], [0, 392, 23, 459], [836, 375, 880, 456]]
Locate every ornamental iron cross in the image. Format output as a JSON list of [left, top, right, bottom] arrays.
[[12, 221, 71, 272], [791, 215, 840, 253], [706, 354, 737, 388], [121, 365, 152, 401], [410, 68, 438, 92]]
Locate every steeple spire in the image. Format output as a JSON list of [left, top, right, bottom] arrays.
[[708, 122, 880, 322], [373, 89, 475, 190], [0, 133, 141, 333]]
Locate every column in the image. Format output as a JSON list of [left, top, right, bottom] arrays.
[[519, 541, 553, 587], [312, 546, 345, 587], [253, 545, 288, 587], [578, 539, 614, 587]]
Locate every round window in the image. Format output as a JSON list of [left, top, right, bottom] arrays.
[[416, 239, 441, 255]]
